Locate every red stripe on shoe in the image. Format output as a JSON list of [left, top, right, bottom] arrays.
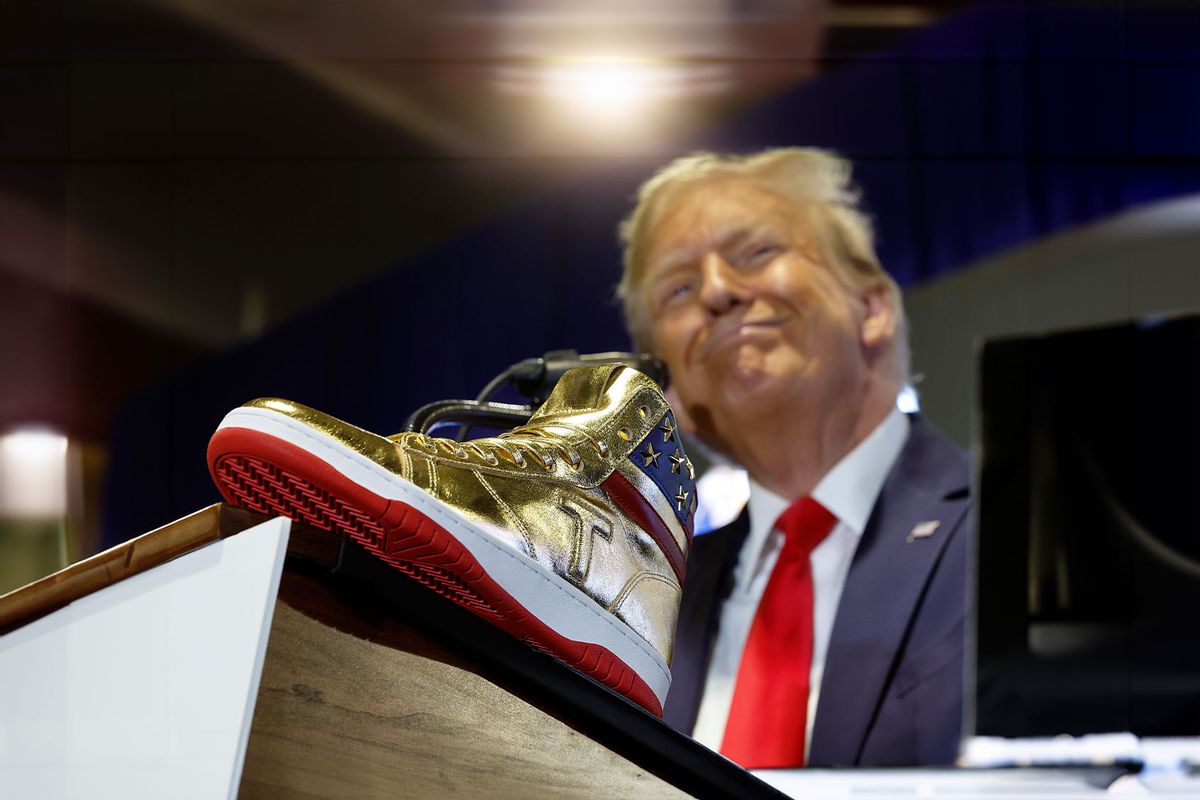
[[601, 471, 687, 584], [208, 426, 665, 716]]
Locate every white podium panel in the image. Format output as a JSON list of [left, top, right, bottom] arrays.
[[0, 517, 290, 799]]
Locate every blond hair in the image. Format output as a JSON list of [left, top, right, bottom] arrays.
[[616, 147, 909, 381]]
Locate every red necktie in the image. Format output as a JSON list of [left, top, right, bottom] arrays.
[[719, 496, 838, 768]]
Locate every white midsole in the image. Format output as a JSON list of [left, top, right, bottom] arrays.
[[217, 406, 671, 706]]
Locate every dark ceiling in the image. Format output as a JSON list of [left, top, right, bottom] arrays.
[[0, 0, 969, 436]]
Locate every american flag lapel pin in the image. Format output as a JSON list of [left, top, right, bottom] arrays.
[[907, 520, 940, 543]]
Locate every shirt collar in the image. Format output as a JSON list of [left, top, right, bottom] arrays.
[[812, 406, 910, 535], [741, 407, 911, 570]]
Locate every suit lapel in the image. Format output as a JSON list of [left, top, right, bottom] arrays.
[[663, 510, 749, 733], [809, 417, 970, 765]]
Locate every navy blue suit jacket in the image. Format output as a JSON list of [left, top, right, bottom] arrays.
[[664, 415, 972, 766]]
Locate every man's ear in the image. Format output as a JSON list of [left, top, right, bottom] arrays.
[[860, 284, 897, 352], [665, 386, 698, 435]]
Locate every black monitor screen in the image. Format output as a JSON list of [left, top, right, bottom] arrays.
[[974, 314, 1200, 738]]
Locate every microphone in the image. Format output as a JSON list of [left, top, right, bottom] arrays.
[[498, 349, 669, 405], [406, 349, 671, 437]]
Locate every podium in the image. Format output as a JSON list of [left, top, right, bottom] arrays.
[[0, 504, 785, 799]]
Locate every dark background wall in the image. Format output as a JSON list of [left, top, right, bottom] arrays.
[[100, 4, 1200, 544]]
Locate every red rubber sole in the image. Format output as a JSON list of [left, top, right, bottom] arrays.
[[207, 425, 663, 716]]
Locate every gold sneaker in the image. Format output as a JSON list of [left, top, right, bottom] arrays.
[[206, 364, 696, 715]]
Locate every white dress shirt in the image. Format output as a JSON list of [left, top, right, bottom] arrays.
[[691, 408, 911, 757]]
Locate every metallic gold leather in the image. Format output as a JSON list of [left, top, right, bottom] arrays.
[[244, 398, 407, 474], [242, 365, 686, 665]]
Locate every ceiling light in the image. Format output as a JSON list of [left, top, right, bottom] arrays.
[[495, 56, 731, 131]]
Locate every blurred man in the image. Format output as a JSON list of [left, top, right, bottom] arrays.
[[617, 149, 971, 767]]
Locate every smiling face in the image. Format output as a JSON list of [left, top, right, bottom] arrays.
[[638, 177, 889, 457]]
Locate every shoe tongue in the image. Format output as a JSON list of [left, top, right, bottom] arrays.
[[531, 364, 624, 419]]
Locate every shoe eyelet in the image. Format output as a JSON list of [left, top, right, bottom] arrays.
[[512, 452, 526, 468], [638, 406, 648, 418], [567, 452, 581, 469], [454, 447, 469, 459], [540, 454, 555, 470], [596, 441, 609, 456], [617, 428, 631, 441], [484, 452, 500, 466]]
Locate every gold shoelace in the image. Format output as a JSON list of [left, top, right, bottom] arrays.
[[406, 422, 610, 472]]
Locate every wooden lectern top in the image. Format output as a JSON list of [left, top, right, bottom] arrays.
[[0, 504, 786, 800], [0, 504, 260, 634]]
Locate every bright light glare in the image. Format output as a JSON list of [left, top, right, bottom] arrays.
[[494, 57, 731, 131], [897, 385, 921, 413], [0, 428, 69, 518], [571, 61, 641, 113], [543, 59, 650, 118], [694, 464, 750, 535]]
